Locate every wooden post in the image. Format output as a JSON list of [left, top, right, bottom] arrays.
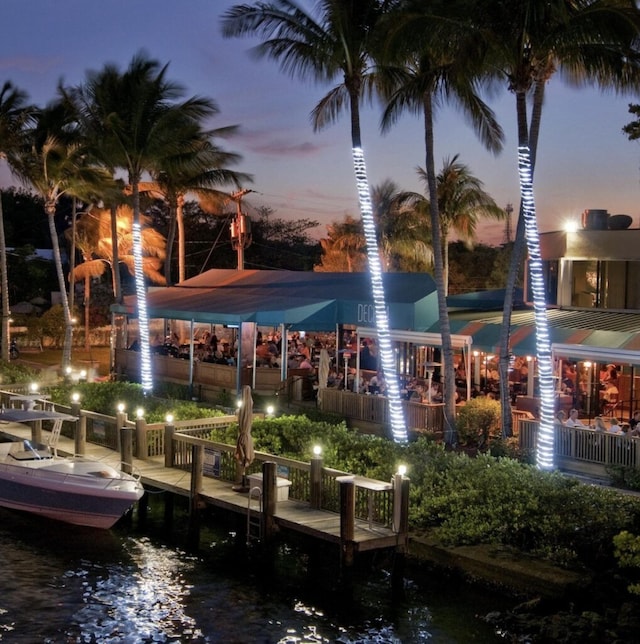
[[31, 420, 42, 445], [392, 472, 403, 533], [115, 408, 127, 452], [337, 475, 355, 568], [164, 421, 175, 468], [135, 414, 146, 460], [187, 444, 204, 550], [310, 453, 323, 509], [71, 400, 86, 455], [121, 427, 133, 475], [261, 461, 277, 543]]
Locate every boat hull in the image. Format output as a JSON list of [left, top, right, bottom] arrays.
[[0, 461, 144, 529]]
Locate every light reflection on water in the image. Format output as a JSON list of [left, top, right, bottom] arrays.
[[0, 505, 505, 643]]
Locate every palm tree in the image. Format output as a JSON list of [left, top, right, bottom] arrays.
[[222, 0, 411, 442], [379, 6, 504, 443], [0, 82, 33, 361], [68, 206, 167, 349], [141, 121, 252, 284], [314, 215, 367, 272], [371, 179, 432, 272], [416, 156, 504, 295], [72, 52, 219, 393], [472, 0, 640, 461], [12, 100, 112, 369]]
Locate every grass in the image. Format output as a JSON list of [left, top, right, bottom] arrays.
[[17, 346, 112, 377]]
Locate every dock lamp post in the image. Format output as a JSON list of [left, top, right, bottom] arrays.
[[393, 464, 409, 534], [135, 407, 146, 460], [71, 392, 85, 455], [310, 445, 323, 509], [165, 413, 175, 468]]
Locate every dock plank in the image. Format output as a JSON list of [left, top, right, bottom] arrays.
[[0, 421, 400, 552]]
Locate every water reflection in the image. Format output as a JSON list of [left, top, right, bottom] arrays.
[[0, 505, 506, 643]]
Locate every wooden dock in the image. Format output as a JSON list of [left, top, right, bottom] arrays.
[[0, 420, 406, 561]]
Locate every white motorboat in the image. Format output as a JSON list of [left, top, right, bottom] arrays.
[[0, 418, 144, 529]]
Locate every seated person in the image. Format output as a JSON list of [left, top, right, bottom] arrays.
[[299, 356, 314, 371], [593, 416, 607, 432], [629, 410, 640, 435], [608, 417, 624, 434], [367, 371, 385, 394], [565, 408, 587, 428]]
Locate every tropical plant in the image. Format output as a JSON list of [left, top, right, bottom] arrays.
[[417, 156, 504, 294], [371, 179, 432, 271], [379, 2, 504, 444], [11, 99, 112, 369], [471, 0, 640, 459], [222, 0, 410, 443], [314, 215, 367, 273], [138, 117, 251, 284], [68, 205, 167, 349], [71, 52, 220, 392], [0, 83, 34, 361]]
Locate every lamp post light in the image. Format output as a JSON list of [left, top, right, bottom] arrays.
[[310, 445, 323, 509], [393, 464, 408, 533]]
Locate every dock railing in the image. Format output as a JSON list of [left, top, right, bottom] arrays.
[[168, 427, 395, 528]]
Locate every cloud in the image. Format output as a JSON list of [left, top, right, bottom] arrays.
[[236, 127, 324, 157], [0, 55, 62, 74]]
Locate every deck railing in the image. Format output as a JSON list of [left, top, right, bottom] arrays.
[[515, 416, 640, 475]]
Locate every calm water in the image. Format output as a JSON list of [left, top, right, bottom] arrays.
[[0, 500, 511, 643]]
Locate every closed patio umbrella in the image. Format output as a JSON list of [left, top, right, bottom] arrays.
[[317, 348, 330, 405], [233, 385, 255, 491]]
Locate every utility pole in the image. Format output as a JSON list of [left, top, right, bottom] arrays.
[[503, 203, 514, 245], [229, 189, 253, 270]]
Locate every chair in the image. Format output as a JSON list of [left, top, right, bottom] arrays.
[[602, 394, 620, 417]]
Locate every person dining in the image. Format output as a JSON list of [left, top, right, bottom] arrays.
[[367, 370, 385, 395], [593, 416, 607, 432], [607, 417, 624, 435], [565, 408, 587, 428], [629, 410, 640, 436]]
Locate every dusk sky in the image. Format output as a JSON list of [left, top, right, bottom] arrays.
[[2, 0, 640, 245]]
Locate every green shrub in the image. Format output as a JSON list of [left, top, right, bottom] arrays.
[[0, 360, 39, 384], [607, 464, 640, 491], [456, 397, 501, 447], [614, 531, 640, 595]]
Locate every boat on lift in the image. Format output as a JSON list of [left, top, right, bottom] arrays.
[[0, 407, 144, 529]]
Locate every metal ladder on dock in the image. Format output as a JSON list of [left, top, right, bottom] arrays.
[[246, 486, 263, 544]]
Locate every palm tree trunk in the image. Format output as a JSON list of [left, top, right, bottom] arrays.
[[110, 204, 122, 303], [348, 86, 407, 443], [131, 178, 153, 393], [498, 82, 546, 438], [84, 267, 91, 351], [177, 194, 186, 283], [68, 197, 77, 313], [46, 200, 73, 368], [442, 228, 450, 297], [423, 92, 456, 444], [164, 203, 177, 286], [513, 88, 555, 469], [0, 195, 10, 361]]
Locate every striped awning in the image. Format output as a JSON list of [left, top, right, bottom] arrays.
[[428, 309, 640, 357]]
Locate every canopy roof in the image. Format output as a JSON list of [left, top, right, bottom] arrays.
[[119, 269, 439, 331], [428, 308, 640, 359]]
